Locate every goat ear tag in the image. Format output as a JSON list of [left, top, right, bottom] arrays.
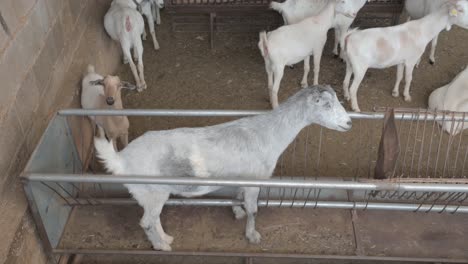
[[450, 8, 458, 17]]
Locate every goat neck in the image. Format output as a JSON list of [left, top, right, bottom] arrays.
[[318, 1, 338, 29], [259, 99, 311, 155], [415, 5, 453, 44]]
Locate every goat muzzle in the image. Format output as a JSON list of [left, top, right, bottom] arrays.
[[106, 97, 115, 106]]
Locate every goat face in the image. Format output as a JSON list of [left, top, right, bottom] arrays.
[[449, 0, 468, 29], [335, 0, 368, 19], [153, 0, 164, 8], [100, 76, 136, 106], [304, 86, 352, 132], [102, 76, 121, 106]]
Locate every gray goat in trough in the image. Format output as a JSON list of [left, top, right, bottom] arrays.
[[94, 85, 352, 251]]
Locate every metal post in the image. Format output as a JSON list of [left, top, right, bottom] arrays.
[[210, 12, 216, 49]]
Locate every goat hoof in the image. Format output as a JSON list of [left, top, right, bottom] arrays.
[[352, 107, 361, 113], [137, 83, 147, 92], [300, 82, 308, 88], [154, 44, 160, 50], [164, 235, 174, 244], [247, 230, 261, 244], [404, 95, 412, 102], [392, 91, 399, 98], [429, 60, 435, 65], [152, 243, 172, 251], [233, 207, 246, 220]]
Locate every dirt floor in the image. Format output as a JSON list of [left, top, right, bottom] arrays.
[[117, 14, 468, 136], [65, 205, 468, 264], [74, 10, 468, 264]]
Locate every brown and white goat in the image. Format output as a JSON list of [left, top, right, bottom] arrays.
[[81, 65, 136, 150]]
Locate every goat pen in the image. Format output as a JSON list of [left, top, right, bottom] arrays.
[[22, 108, 468, 263]]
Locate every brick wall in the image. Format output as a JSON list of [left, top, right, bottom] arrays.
[[0, 0, 121, 263]]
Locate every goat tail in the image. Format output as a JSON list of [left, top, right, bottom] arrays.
[[340, 28, 359, 57], [94, 135, 124, 174], [269, 1, 283, 13], [87, 64, 95, 74], [258, 31, 269, 58]]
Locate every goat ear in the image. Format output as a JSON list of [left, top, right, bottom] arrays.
[[90, 79, 104, 86], [120, 81, 137, 90], [320, 86, 334, 99], [449, 8, 459, 17], [448, 0, 462, 17]]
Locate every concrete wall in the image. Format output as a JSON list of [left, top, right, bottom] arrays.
[[0, 0, 121, 263]]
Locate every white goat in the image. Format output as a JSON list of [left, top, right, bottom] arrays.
[[139, 0, 164, 50], [81, 65, 136, 150], [405, 0, 446, 65], [342, 0, 468, 112], [95, 85, 352, 251], [428, 66, 468, 135], [104, 0, 147, 91], [259, 0, 357, 108], [151, 0, 164, 25], [270, 0, 368, 58]]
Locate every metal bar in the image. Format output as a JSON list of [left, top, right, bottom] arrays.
[[425, 114, 438, 178], [210, 12, 216, 48], [23, 174, 468, 192], [57, 109, 468, 121], [63, 198, 468, 213], [51, 248, 468, 263], [59, 109, 267, 117], [401, 112, 415, 177], [433, 112, 447, 178], [409, 110, 422, 177], [451, 114, 466, 177], [416, 112, 429, 178]]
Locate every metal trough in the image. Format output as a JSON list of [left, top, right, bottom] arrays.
[[22, 108, 468, 263]]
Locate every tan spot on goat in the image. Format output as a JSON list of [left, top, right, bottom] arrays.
[[190, 146, 210, 178], [376, 37, 394, 63]]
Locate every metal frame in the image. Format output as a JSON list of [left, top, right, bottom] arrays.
[[21, 109, 468, 263], [163, 0, 404, 48]]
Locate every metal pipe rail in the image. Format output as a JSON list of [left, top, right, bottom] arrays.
[[57, 109, 468, 121], [51, 197, 468, 213], [23, 173, 468, 193]]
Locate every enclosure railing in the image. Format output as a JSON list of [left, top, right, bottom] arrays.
[[21, 108, 468, 263]]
